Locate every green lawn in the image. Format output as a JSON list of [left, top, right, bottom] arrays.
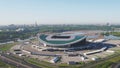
[[94, 61, 113, 68], [111, 32, 120, 37], [26, 57, 85, 68], [91, 54, 120, 68], [58, 63, 69, 67], [0, 43, 17, 68], [0, 43, 17, 51], [26, 58, 58, 68]]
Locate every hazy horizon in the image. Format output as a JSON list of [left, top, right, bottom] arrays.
[[0, 0, 120, 25]]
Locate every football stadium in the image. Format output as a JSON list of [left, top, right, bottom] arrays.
[[38, 33, 87, 50]]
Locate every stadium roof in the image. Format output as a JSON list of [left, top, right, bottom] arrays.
[[39, 34, 86, 46]]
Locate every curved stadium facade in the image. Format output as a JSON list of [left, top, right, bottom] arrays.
[[38, 33, 87, 48]]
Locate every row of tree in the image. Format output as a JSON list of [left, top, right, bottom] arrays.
[[0, 25, 120, 42]]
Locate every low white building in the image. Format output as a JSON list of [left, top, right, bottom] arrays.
[[94, 39, 105, 43], [50, 56, 60, 63], [106, 50, 115, 53], [91, 57, 99, 61]]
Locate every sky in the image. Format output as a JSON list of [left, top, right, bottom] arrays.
[[0, 0, 120, 25]]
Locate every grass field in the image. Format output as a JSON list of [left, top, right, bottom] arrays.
[[0, 42, 17, 51], [91, 54, 120, 68], [26, 58, 58, 68], [25, 57, 86, 68], [0, 42, 17, 68]]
